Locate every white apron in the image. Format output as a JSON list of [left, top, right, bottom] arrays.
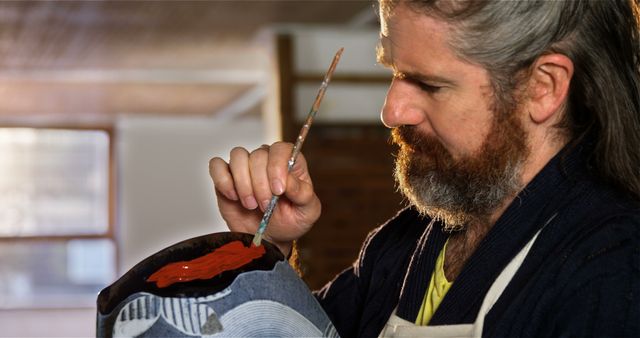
[[379, 227, 544, 338]]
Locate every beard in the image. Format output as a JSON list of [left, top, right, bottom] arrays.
[[391, 102, 529, 231]]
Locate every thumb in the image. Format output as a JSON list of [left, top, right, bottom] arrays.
[[284, 173, 316, 207]]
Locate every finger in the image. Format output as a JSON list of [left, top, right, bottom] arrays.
[[209, 157, 238, 201], [267, 142, 294, 196], [285, 172, 316, 207], [228, 147, 258, 210], [248, 147, 272, 211], [288, 152, 311, 182]]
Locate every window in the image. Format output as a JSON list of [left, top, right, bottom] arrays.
[[0, 127, 115, 308]]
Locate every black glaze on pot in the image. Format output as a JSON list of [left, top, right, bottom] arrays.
[[97, 232, 284, 316]]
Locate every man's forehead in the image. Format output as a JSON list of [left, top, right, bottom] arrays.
[[379, 8, 390, 37], [376, 6, 482, 88], [377, 2, 393, 63], [376, 35, 391, 66], [378, 0, 394, 34], [376, 4, 457, 63]]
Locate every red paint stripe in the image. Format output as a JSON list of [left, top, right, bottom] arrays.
[[147, 241, 266, 288]]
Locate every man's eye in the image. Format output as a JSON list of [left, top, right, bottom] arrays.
[[417, 82, 442, 93], [401, 76, 442, 93], [395, 75, 443, 94]]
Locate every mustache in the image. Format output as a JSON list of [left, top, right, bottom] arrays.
[[391, 126, 448, 156]]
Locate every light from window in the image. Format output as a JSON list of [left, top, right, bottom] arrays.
[[0, 128, 114, 308]]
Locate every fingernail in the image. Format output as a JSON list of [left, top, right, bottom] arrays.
[[244, 196, 258, 209], [227, 190, 238, 201], [261, 199, 270, 210], [271, 179, 284, 195]]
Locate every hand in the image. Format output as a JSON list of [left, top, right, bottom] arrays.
[[209, 142, 321, 256]]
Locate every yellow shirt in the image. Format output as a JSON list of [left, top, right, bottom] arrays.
[[415, 241, 452, 325]]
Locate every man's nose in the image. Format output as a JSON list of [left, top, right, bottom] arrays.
[[380, 78, 426, 128]]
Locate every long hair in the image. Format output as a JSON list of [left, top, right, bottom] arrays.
[[380, 0, 640, 200]]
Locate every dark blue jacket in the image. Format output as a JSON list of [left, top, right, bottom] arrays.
[[316, 142, 640, 337]]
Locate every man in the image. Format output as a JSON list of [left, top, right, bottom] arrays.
[[210, 0, 640, 336]]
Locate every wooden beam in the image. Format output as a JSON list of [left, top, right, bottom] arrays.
[[277, 34, 296, 141]]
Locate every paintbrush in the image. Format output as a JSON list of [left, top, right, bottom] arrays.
[[252, 48, 344, 247]]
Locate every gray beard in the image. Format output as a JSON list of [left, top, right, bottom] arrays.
[[394, 152, 524, 231]]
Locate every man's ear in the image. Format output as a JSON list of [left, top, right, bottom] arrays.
[[525, 53, 574, 124]]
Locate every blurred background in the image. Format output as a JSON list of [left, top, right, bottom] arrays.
[[0, 1, 404, 336]]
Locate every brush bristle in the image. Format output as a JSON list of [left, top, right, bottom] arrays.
[[252, 232, 262, 247]]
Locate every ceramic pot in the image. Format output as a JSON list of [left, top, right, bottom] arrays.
[[96, 232, 338, 337]]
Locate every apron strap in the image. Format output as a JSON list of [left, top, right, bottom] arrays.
[[471, 225, 545, 337]]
